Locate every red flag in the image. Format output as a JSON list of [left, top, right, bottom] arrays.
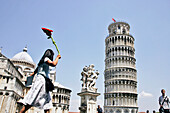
[[112, 18, 116, 22]]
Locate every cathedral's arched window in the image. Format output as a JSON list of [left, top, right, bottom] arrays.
[[118, 25, 120, 29], [123, 29, 126, 34], [5, 92, 9, 96], [4, 86, 7, 90], [53, 95, 55, 99], [59, 95, 61, 103], [118, 36, 120, 40]]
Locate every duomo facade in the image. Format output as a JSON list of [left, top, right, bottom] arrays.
[[0, 47, 71, 113]]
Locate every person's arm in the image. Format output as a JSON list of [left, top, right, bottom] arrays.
[[25, 67, 37, 84], [29, 67, 38, 76], [46, 55, 61, 67], [29, 72, 35, 76]]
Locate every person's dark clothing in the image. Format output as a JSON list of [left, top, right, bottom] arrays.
[[97, 107, 102, 113], [164, 109, 170, 113]]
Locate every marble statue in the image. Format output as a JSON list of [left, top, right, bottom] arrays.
[[81, 64, 99, 92]]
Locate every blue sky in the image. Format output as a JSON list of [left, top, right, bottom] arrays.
[[1, 0, 170, 112]]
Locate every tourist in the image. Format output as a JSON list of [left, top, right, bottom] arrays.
[[159, 89, 170, 113], [18, 49, 61, 113], [97, 105, 102, 113]]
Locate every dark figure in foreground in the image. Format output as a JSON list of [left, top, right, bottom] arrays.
[[97, 105, 102, 113], [159, 89, 170, 113], [18, 49, 61, 113]]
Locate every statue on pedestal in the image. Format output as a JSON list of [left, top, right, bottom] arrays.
[[78, 64, 100, 113], [81, 64, 99, 92]]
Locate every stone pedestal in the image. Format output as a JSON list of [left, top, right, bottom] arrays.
[[77, 91, 100, 113]]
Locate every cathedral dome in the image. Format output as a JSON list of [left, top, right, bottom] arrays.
[[12, 47, 34, 63]]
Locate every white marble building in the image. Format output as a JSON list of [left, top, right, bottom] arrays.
[[104, 22, 138, 113], [0, 47, 71, 113], [0, 50, 24, 113]]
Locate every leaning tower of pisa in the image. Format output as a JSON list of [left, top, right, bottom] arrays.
[[104, 22, 138, 113]]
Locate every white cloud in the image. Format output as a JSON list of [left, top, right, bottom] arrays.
[[139, 91, 153, 98]]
